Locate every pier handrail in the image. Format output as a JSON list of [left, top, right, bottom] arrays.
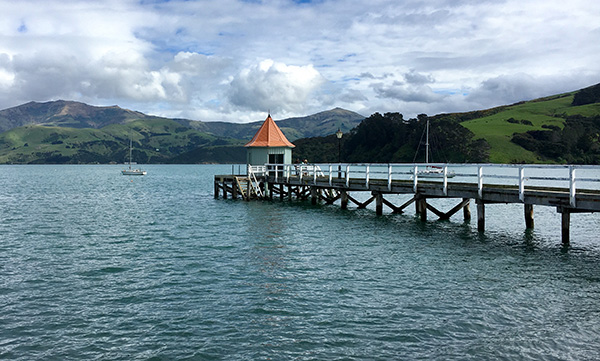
[[248, 165, 267, 176], [264, 162, 600, 207], [246, 165, 265, 198], [217, 162, 600, 245]]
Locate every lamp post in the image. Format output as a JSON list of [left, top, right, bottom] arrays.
[[336, 128, 343, 178]]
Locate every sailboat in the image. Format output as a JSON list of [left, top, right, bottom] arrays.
[[121, 137, 146, 176], [414, 118, 455, 179]]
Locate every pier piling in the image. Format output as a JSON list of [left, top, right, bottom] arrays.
[[375, 193, 383, 215], [560, 209, 571, 246], [463, 198, 471, 221], [341, 191, 348, 210], [215, 163, 600, 246], [477, 201, 485, 232], [525, 204, 534, 229]]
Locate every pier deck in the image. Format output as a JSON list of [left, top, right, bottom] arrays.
[[215, 163, 600, 245]]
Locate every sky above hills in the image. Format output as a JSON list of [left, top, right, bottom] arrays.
[[0, 0, 599, 123]]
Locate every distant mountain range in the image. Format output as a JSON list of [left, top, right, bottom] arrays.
[[175, 107, 363, 142], [0, 100, 363, 140], [0, 101, 365, 164], [0, 100, 148, 132], [2, 82, 599, 165]]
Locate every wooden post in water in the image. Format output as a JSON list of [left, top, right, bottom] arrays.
[[375, 192, 383, 215], [463, 198, 471, 221], [341, 190, 348, 210], [416, 197, 427, 221], [561, 210, 570, 246], [245, 178, 251, 201], [214, 164, 600, 247], [415, 196, 420, 214], [476, 200, 485, 232], [524, 204, 534, 229]]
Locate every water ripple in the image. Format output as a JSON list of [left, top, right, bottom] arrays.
[[1, 165, 600, 360]]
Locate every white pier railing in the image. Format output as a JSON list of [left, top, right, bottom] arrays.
[[260, 163, 600, 208]]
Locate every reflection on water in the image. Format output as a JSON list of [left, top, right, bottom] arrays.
[[1, 165, 600, 361]]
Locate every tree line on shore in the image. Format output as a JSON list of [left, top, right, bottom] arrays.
[[294, 83, 600, 165], [293, 112, 490, 164], [1, 83, 599, 164]]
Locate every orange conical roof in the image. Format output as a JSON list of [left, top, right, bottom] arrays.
[[244, 114, 295, 148]]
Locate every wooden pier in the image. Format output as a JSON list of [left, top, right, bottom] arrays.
[[215, 163, 600, 245]]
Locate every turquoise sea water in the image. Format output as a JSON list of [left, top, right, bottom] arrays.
[[1, 164, 600, 360]]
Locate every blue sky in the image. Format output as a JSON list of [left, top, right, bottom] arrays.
[[0, 0, 599, 123]]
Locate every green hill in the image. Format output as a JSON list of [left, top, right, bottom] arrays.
[[2, 83, 600, 165], [0, 100, 150, 132], [294, 83, 600, 164], [458, 87, 600, 163], [0, 101, 364, 164], [0, 118, 241, 164]]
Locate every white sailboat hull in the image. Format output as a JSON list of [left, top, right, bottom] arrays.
[[414, 167, 455, 179], [415, 118, 454, 179], [417, 170, 455, 178], [122, 136, 146, 176], [122, 169, 147, 176]]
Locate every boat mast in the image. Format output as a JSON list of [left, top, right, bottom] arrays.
[[425, 118, 429, 164], [128, 137, 133, 169]]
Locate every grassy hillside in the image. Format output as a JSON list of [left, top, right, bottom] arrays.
[[460, 91, 600, 163], [0, 100, 149, 132], [2, 86, 600, 164], [0, 125, 115, 163], [0, 118, 242, 164], [0, 102, 361, 164], [292, 84, 600, 165]]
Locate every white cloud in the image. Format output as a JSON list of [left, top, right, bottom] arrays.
[[227, 59, 325, 115], [466, 73, 596, 109], [404, 70, 435, 86], [0, 0, 598, 122], [372, 81, 445, 104]]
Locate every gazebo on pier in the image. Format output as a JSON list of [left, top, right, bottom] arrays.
[[213, 113, 296, 201], [244, 113, 295, 166]]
